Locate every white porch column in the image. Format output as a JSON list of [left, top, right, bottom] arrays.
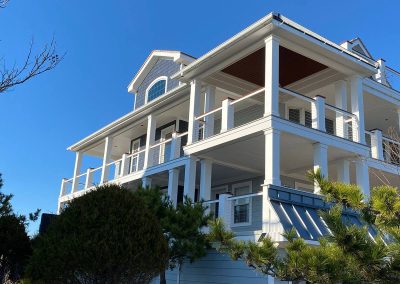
[[221, 98, 234, 132], [120, 153, 129, 177], [183, 156, 197, 201], [334, 80, 348, 138], [71, 151, 83, 192], [199, 159, 212, 201], [264, 129, 281, 186], [100, 136, 113, 184], [84, 168, 94, 189], [188, 80, 201, 144], [143, 114, 156, 169], [218, 193, 233, 229], [142, 176, 152, 188], [371, 129, 384, 160], [168, 168, 179, 207], [350, 75, 366, 144], [312, 95, 326, 132], [169, 132, 182, 161], [204, 85, 216, 138], [336, 159, 350, 184], [355, 157, 370, 197], [264, 35, 280, 117], [313, 143, 328, 193]]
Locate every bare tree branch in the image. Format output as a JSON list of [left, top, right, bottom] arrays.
[[0, 0, 9, 8], [0, 38, 64, 94]]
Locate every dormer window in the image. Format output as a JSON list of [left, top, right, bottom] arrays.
[[146, 77, 167, 103]]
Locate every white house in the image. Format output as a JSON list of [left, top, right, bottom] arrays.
[[58, 12, 400, 283]]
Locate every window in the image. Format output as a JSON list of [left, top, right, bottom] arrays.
[[288, 108, 301, 123], [146, 77, 167, 103], [232, 181, 252, 226]]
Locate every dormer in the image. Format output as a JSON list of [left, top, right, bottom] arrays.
[[340, 37, 373, 60], [127, 50, 195, 110]]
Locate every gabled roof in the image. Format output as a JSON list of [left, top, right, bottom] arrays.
[[341, 37, 373, 60], [127, 50, 195, 94]]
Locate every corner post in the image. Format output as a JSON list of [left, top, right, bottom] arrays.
[[313, 143, 328, 193], [100, 136, 113, 184], [312, 95, 326, 132], [350, 75, 366, 144], [188, 80, 201, 144], [218, 193, 233, 230], [144, 114, 156, 169], [221, 98, 234, 132], [264, 35, 280, 117], [168, 168, 180, 207], [334, 80, 348, 138], [183, 156, 197, 201], [204, 85, 216, 138], [264, 129, 281, 186], [84, 168, 94, 189], [370, 129, 384, 160]]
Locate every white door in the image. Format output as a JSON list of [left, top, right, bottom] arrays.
[[130, 139, 140, 173]]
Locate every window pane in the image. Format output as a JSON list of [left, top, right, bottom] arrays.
[[234, 204, 249, 223], [148, 80, 166, 102]]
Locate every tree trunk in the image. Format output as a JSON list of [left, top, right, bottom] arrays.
[[159, 270, 166, 284]]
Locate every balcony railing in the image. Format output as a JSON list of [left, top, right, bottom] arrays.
[[365, 130, 400, 166], [194, 87, 360, 143], [60, 132, 188, 198]]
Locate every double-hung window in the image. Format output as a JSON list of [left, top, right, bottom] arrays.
[[232, 181, 252, 226]]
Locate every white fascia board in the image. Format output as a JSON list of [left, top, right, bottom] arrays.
[[364, 78, 400, 106], [173, 13, 377, 81], [127, 50, 195, 93], [68, 83, 189, 152], [276, 15, 376, 69]]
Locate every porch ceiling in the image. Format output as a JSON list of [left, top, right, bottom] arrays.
[[196, 131, 355, 181], [221, 46, 328, 87]]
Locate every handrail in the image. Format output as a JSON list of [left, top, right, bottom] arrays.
[[150, 137, 173, 149], [195, 107, 223, 121], [176, 131, 188, 138], [228, 191, 263, 201], [230, 87, 265, 106], [325, 103, 355, 117], [382, 135, 400, 146], [279, 87, 315, 103], [202, 199, 219, 205]]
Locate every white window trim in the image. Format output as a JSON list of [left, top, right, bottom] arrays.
[[145, 76, 168, 104], [231, 181, 252, 227]]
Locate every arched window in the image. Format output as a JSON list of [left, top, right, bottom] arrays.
[[146, 77, 167, 103]]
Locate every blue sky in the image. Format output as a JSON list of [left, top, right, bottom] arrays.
[[0, 0, 399, 234]]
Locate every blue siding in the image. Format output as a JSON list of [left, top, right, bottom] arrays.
[[135, 59, 180, 109], [151, 250, 289, 284]]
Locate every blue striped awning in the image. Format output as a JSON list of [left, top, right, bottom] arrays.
[[268, 185, 378, 241]]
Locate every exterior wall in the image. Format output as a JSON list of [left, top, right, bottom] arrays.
[[135, 59, 181, 109], [151, 250, 289, 284]]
